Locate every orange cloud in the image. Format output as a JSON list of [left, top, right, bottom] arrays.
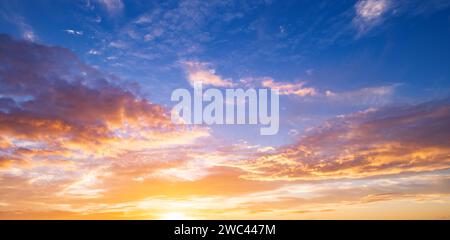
[[225, 100, 450, 181], [0, 35, 210, 205], [260, 78, 317, 96], [182, 61, 235, 87]]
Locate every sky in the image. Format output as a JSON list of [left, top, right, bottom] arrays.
[[0, 0, 449, 219]]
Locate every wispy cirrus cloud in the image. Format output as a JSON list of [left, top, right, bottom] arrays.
[[0, 11, 37, 42], [356, 0, 390, 21], [180, 63, 395, 106], [96, 0, 124, 15], [325, 84, 399, 106], [242, 76, 395, 104], [352, 0, 450, 36], [260, 78, 317, 97], [239, 76, 317, 97], [353, 0, 391, 35], [109, 40, 127, 49]]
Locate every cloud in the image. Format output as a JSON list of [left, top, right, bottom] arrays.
[[353, 0, 390, 34], [182, 61, 235, 87], [260, 78, 317, 96], [88, 49, 100, 55], [2, 169, 447, 219], [325, 84, 398, 106], [226, 99, 450, 181], [0, 12, 37, 42], [143, 28, 164, 42], [244, 77, 395, 103], [15, 18, 37, 42], [305, 69, 314, 76], [121, 0, 252, 58], [63, 29, 83, 36], [0, 33, 210, 144], [242, 77, 396, 103], [356, 0, 389, 20], [352, 0, 450, 36], [22, 30, 37, 42], [0, 34, 209, 191], [96, 0, 124, 15], [182, 70, 391, 104], [58, 168, 109, 198], [109, 40, 127, 49]]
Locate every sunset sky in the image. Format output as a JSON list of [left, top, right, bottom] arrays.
[[0, 0, 449, 219]]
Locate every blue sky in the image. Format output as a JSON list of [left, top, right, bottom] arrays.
[[1, 0, 450, 146]]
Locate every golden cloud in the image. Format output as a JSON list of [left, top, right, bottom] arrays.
[[225, 100, 450, 181]]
